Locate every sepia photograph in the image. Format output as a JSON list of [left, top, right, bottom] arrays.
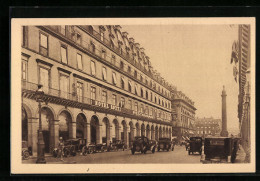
[[11, 18, 255, 173]]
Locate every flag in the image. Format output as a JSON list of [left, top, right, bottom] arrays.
[[231, 41, 239, 64]]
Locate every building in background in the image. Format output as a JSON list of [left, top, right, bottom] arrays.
[[171, 90, 196, 140], [194, 117, 221, 137], [21, 25, 174, 155]]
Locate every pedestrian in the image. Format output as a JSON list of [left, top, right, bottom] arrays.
[[58, 137, 64, 161]]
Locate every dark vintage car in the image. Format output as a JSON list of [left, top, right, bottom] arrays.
[[22, 141, 32, 160], [107, 140, 125, 152], [188, 137, 203, 155], [158, 138, 174, 151], [131, 136, 157, 155], [53, 138, 88, 157], [201, 137, 240, 163]]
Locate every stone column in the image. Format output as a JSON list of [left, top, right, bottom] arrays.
[[49, 120, 59, 152], [221, 86, 228, 137], [109, 125, 113, 143], [96, 125, 102, 144], [83, 123, 87, 139], [125, 126, 130, 148], [86, 123, 91, 145], [71, 121, 77, 139], [28, 118, 39, 155]]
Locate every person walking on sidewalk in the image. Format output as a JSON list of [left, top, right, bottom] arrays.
[[58, 137, 64, 161]]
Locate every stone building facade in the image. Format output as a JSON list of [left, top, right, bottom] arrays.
[[21, 25, 173, 155], [194, 117, 221, 137], [171, 91, 196, 139]]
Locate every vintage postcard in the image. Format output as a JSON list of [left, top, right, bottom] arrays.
[[11, 18, 255, 174]]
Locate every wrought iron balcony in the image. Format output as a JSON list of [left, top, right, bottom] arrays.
[[22, 80, 171, 126]]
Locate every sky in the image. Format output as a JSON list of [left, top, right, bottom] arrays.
[[123, 25, 239, 134]]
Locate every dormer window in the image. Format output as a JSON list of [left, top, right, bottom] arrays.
[[90, 42, 95, 53], [100, 31, 104, 42]]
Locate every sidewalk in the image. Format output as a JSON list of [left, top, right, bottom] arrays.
[[235, 145, 246, 163]]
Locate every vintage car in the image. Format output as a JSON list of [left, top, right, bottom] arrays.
[[188, 137, 203, 155], [107, 140, 125, 152], [22, 141, 32, 160], [157, 138, 174, 151], [53, 138, 88, 157], [201, 137, 240, 163], [131, 136, 157, 155]]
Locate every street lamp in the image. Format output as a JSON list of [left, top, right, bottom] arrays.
[[35, 84, 46, 164]]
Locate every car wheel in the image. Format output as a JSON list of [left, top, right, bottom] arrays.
[[23, 151, 30, 160], [131, 149, 135, 155], [89, 148, 94, 154], [152, 147, 155, 154]]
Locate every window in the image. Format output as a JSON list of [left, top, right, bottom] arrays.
[[90, 87, 96, 100], [159, 98, 161, 105], [145, 79, 148, 85], [140, 75, 143, 82], [59, 74, 69, 99], [39, 33, 48, 56], [146, 91, 148, 99], [150, 92, 153, 101], [112, 72, 117, 85], [39, 67, 49, 93], [128, 81, 132, 92], [91, 42, 95, 53], [134, 70, 137, 78], [134, 102, 138, 112], [100, 31, 104, 41], [76, 82, 83, 102], [61, 46, 68, 64], [128, 99, 132, 110], [90, 61, 96, 76], [22, 61, 27, 80], [121, 77, 125, 89], [145, 106, 148, 115], [155, 97, 157, 103], [162, 101, 164, 107], [120, 61, 124, 69], [128, 66, 131, 73], [76, 33, 81, 44], [150, 80, 152, 87], [135, 84, 138, 95], [112, 94, 116, 105], [140, 88, 143, 97], [102, 67, 107, 81], [101, 91, 107, 103], [101, 50, 106, 59], [140, 104, 144, 114], [77, 53, 82, 70], [111, 55, 116, 65], [22, 26, 28, 47], [120, 97, 125, 108]]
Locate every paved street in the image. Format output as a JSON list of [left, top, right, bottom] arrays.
[[23, 145, 202, 164]]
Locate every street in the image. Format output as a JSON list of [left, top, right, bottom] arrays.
[[23, 145, 202, 164]]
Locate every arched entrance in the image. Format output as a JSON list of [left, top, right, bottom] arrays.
[[22, 107, 28, 141], [159, 126, 162, 138], [102, 117, 110, 144], [141, 123, 145, 136], [112, 119, 119, 143], [155, 126, 159, 141], [41, 107, 55, 153], [151, 125, 155, 140], [146, 124, 150, 139], [90, 115, 100, 144], [76, 113, 86, 139], [58, 110, 72, 141], [121, 120, 127, 146], [135, 122, 140, 137]]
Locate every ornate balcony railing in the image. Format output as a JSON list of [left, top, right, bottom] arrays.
[[22, 80, 171, 126]]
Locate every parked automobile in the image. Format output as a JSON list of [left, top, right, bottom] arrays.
[[188, 137, 203, 155], [157, 138, 174, 151], [201, 137, 240, 163], [107, 140, 125, 151], [53, 138, 88, 157], [22, 141, 32, 160], [131, 136, 157, 155]]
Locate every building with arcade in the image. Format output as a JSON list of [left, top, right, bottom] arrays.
[[21, 25, 174, 155]]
